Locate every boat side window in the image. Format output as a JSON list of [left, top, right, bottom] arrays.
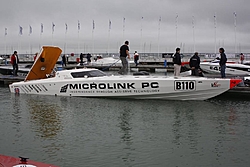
[[71, 70, 106, 78]]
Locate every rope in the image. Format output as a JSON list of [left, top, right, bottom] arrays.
[[102, 59, 120, 71]]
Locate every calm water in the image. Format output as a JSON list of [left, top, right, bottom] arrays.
[[0, 86, 250, 167]]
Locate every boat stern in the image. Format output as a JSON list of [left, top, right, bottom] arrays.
[[230, 78, 242, 89]]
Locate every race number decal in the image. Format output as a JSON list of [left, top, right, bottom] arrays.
[[174, 81, 196, 91]]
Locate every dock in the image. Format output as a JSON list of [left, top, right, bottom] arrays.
[[64, 64, 173, 72], [0, 75, 25, 85]]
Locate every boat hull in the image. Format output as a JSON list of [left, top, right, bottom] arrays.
[[9, 75, 240, 100], [200, 62, 250, 76]]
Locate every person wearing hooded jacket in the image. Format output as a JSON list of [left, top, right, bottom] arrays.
[[216, 48, 227, 78], [189, 52, 201, 76]]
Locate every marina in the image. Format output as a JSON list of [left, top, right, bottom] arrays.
[[2, 0, 250, 166], [1, 86, 250, 167], [1, 48, 250, 96]]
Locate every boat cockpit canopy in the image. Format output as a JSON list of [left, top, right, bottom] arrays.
[[71, 70, 107, 78]]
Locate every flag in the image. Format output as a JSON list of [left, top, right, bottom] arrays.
[[141, 17, 143, 31], [123, 17, 125, 29], [19, 26, 23, 35], [109, 19, 111, 30], [233, 12, 237, 17], [192, 16, 195, 28], [159, 16, 161, 22], [214, 14, 216, 28], [41, 23, 43, 34], [175, 14, 178, 29], [233, 12, 237, 27], [4, 28, 7, 36], [29, 25, 32, 35], [65, 23, 68, 33], [78, 20, 80, 31], [93, 20, 95, 30], [52, 22, 55, 33]]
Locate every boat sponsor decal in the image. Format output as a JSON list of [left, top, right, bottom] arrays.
[[211, 81, 221, 87], [210, 66, 221, 71], [60, 82, 160, 94], [13, 165, 37, 167], [19, 84, 48, 93], [174, 81, 196, 91]]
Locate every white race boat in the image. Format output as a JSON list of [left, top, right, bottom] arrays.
[[9, 46, 242, 100], [200, 60, 250, 76]]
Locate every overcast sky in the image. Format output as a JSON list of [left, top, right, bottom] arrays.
[[0, 0, 249, 55]]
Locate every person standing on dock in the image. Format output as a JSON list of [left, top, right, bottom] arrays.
[[80, 53, 84, 65], [10, 51, 19, 76], [240, 53, 244, 64], [87, 53, 92, 65], [173, 47, 181, 77], [118, 41, 130, 75], [62, 54, 67, 67], [217, 48, 227, 78], [34, 52, 38, 62], [134, 51, 139, 66], [189, 52, 201, 76]]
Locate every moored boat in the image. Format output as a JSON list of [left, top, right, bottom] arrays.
[[0, 154, 58, 167], [9, 46, 242, 101], [0, 64, 31, 76], [200, 60, 250, 76]]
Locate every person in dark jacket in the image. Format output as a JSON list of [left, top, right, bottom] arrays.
[[118, 41, 130, 75], [189, 52, 201, 76], [86, 53, 92, 64], [62, 54, 67, 67], [10, 51, 19, 76], [79, 53, 84, 65], [173, 47, 181, 77], [217, 48, 227, 78]]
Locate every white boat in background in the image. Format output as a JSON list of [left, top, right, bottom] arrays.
[[0, 57, 4, 64], [9, 46, 242, 101], [0, 64, 31, 76], [76, 57, 135, 70], [200, 60, 250, 76], [91, 56, 134, 66]]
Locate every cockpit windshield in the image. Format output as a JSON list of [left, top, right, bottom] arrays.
[[71, 70, 107, 78]]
